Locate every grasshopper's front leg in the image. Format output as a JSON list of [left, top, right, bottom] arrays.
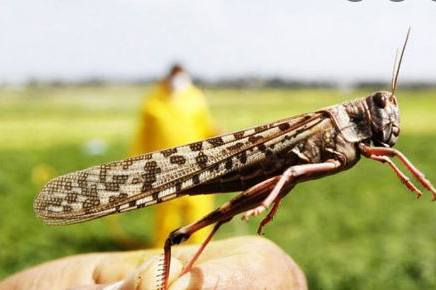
[[359, 143, 436, 200]]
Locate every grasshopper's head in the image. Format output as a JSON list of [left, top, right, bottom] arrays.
[[366, 91, 400, 147], [366, 29, 410, 147]]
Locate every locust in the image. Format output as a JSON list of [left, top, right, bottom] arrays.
[[34, 29, 436, 290]]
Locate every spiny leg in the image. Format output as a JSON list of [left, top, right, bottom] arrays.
[[257, 195, 284, 236], [161, 238, 172, 290], [180, 219, 229, 276], [243, 160, 342, 220], [160, 176, 280, 290], [359, 144, 436, 199], [242, 183, 292, 235], [367, 154, 422, 198]]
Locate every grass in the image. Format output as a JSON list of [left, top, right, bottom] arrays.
[[1, 85, 436, 289]]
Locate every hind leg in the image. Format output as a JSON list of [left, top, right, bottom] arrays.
[[161, 176, 282, 290]]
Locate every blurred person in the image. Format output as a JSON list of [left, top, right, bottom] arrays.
[[0, 236, 307, 290], [125, 64, 218, 247]]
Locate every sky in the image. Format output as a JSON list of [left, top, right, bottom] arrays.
[[1, 0, 436, 84]]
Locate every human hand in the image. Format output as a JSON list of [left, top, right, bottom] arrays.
[[0, 236, 307, 290]]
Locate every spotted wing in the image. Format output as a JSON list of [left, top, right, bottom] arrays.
[[34, 112, 324, 225]]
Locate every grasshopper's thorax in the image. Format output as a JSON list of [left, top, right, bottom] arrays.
[[365, 91, 400, 147], [321, 91, 400, 147], [321, 97, 373, 144]]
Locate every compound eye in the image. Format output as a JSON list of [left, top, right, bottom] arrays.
[[373, 92, 386, 109]]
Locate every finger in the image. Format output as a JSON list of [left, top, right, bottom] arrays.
[[84, 250, 184, 290], [0, 236, 306, 290], [0, 253, 107, 290], [169, 236, 307, 290], [0, 250, 162, 290], [118, 255, 183, 290], [68, 256, 183, 290]]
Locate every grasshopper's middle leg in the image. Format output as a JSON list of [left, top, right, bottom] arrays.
[[243, 159, 342, 220], [161, 176, 283, 290], [256, 195, 286, 236]]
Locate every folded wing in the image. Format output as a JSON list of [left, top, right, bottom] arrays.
[[34, 112, 322, 225]]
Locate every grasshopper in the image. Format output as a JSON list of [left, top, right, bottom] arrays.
[[34, 29, 436, 290]]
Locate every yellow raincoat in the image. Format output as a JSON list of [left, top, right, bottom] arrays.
[[131, 82, 216, 246]]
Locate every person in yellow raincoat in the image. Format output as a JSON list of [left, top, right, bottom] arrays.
[[131, 65, 217, 247]]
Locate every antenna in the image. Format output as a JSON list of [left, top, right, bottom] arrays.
[[391, 28, 411, 96]]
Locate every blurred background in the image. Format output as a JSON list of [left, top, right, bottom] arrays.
[[1, 1, 436, 289]]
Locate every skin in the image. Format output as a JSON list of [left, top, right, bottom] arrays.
[[0, 236, 307, 290]]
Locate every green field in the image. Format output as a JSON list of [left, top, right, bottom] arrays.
[[1, 85, 436, 289]]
